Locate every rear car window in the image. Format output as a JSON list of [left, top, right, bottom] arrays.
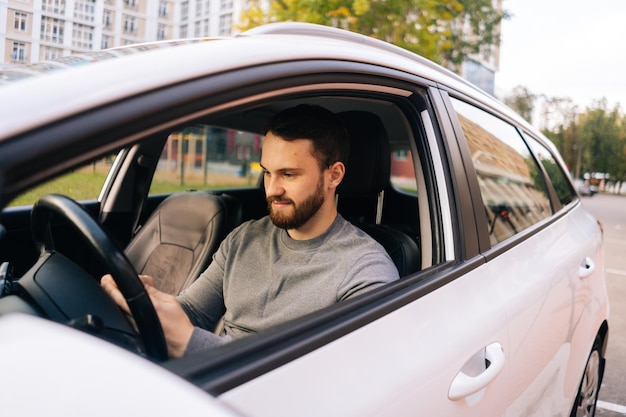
[[522, 132, 575, 207], [450, 97, 552, 245]]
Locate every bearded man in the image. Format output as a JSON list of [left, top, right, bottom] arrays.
[[102, 104, 398, 358]]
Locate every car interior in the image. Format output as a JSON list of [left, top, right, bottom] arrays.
[[102, 94, 438, 287], [0, 91, 441, 362]]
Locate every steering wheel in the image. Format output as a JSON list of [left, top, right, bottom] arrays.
[[30, 194, 168, 361]]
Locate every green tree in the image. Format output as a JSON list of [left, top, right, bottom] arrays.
[[504, 85, 535, 123], [608, 110, 626, 192], [538, 97, 579, 177], [577, 99, 621, 178], [238, 0, 507, 70]]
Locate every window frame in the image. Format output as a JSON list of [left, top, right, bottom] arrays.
[[14, 11, 28, 32]]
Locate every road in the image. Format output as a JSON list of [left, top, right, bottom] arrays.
[[579, 193, 626, 416]]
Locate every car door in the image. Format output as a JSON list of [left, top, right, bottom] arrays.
[[443, 93, 607, 416]]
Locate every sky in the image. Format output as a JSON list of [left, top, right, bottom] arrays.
[[495, 0, 626, 110]]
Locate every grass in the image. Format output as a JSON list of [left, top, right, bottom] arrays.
[[9, 171, 108, 207], [8, 168, 258, 207]]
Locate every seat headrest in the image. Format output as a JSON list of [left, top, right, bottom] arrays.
[[336, 111, 390, 195]]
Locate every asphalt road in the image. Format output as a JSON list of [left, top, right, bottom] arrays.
[[579, 193, 626, 416]]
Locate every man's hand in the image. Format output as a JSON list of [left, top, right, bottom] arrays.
[[100, 274, 194, 358]]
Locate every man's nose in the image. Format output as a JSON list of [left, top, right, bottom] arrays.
[[265, 176, 284, 197]]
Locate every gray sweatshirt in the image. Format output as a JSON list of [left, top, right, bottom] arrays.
[[178, 214, 399, 355]]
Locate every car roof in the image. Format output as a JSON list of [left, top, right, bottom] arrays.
[[0, 22, 530, 141]]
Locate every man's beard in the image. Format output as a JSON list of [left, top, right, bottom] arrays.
[[267, 177, 325, 230]]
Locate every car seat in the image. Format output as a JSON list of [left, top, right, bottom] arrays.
[[124, 191, 242, 295], [336, 111, 420, 277]]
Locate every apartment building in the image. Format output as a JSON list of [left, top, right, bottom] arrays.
[[0, 0, 241, 66], [459, 0, 502, 95]]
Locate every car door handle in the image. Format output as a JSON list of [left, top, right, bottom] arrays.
[[579, 257, 596, 279], [448, 342, 505, 401]]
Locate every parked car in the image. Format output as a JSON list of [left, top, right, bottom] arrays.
[[575, 179, 595, 197], [0, 22, 608, 417], [578, 182, 593, 196]]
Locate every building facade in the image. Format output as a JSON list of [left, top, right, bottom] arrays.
[[0, 0, 242, 66], [459, 0, 502, 96]]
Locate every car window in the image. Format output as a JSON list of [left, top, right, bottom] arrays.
[[450, 97, 552, 245], [390, 148, 418, 194], [522, 132, 575, 207], [8, 156, 113, 207], [149, 124, 262, 195]]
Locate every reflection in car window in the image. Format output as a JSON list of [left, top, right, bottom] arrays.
[[523, 133, 575, 207], [450, 98, 552, 245], [150, 125, 262, 195], [8, 157, 113, 207]]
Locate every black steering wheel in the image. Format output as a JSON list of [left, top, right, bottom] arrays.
[[30, 194, 168, 361]]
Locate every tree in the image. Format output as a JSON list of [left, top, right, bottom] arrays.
[[503, 85, 535, 123], [237, 0, 508, 70], [577, 99, 621, 178], [537, 96, 579, 177]]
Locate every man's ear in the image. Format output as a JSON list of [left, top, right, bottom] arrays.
[[327, 161, 345, 188]]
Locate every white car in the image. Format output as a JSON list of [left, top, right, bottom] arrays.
[[0, 22, 608, 417]]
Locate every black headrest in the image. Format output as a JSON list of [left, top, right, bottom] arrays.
[[336, 111, 390, 195]]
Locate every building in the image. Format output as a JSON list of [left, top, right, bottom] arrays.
[[458, 0, 502, 96], [0, 0, 242, 66]]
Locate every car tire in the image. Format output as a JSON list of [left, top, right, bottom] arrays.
[[570, 341, 602, 417]]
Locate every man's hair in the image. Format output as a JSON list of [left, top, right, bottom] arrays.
[[264, 104, 350, 170]]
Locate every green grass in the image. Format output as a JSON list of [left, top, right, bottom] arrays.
[[8, 170, 258, 207], [9, 171, 108, 207]]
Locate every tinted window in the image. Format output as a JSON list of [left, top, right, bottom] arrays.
[[450, 98, 552, 245], [523, 133, 575, 206]]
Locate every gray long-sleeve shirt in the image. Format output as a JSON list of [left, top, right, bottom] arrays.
[[177, 214, 399, 355]]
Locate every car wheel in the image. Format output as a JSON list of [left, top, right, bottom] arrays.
[[570, 343, 602, 417]]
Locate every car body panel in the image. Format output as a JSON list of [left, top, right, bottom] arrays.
[[491, 204, 605, 416], [220, 261, 510, 417], [0, 314, 243, 417]]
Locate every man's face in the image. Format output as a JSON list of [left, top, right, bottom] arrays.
[[261, 133, 327, 230]]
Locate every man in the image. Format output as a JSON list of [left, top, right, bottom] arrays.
[[102, 104, 399, 358]]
